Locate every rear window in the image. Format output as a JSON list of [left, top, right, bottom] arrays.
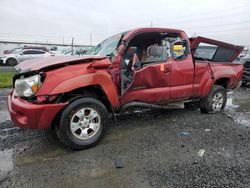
[[213, 47, 236, 62], [194, 44, 217, 59]]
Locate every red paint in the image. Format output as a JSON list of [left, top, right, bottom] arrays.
[[9, 28, 243, 129], [15, 55, 105, 71], [8, 90, 67, 129]]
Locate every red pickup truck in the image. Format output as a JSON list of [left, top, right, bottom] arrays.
[[8, 28, 243, 149]]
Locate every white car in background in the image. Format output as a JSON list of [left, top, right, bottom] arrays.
[[62, 48, 88, 56], [0, 49, 52, 66]]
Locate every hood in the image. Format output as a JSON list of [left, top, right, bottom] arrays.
[[15, 55, 106, 73]]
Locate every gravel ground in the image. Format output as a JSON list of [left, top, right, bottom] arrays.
[[0, 87, 250, 188]]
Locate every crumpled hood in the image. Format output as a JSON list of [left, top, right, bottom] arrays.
[[15, 55, 106, 73]]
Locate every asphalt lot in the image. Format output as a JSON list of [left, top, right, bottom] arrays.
[[0, 87, 250, 187], [0, 65, 15, 72]]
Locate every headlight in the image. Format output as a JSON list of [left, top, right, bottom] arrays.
[[15, 75, 41, 97]]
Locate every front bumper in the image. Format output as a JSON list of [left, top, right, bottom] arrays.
[[7, 90, 68, 129], [0, 57, 7, 64]]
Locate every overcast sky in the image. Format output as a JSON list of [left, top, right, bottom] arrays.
[[0, 0, 250, 45]]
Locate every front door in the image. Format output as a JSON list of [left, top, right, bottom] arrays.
[[121, 60, 171, 104], [120, 35, 194, 105]]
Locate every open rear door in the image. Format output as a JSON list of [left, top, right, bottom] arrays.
[[190, 36, 243, 62]]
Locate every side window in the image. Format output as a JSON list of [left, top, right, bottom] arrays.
[[194, 43, 217, 60], [23, 50, 45, 55], [22, 50, 33, 55], [122, 32, 186, 68]]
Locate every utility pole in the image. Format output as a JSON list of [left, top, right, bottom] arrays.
[[90, 32, 92, 46]]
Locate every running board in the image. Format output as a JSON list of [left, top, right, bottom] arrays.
[[122, 101, 185, 110]]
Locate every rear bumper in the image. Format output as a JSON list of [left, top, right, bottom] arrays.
[[7, 90, 67, 129]]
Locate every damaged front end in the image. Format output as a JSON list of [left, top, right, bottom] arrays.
[[8, 68, 68, 129]]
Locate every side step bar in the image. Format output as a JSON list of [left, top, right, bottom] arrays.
[[122, 101, 185, 110]]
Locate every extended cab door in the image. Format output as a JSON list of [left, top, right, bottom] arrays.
[[190, 36, 243, 96], [190, 36, 243, 62]]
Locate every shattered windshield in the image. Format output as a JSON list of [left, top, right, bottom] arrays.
[[87, 33, 123, 56]]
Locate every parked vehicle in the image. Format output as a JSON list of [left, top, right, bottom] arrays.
[[238, 48, 248, 59], [3, 46, 49, 54], [8, 28, 243, 149], [241, 53, 250, 85], [0, 49, 52, 66], [63, 48, 88, 56]]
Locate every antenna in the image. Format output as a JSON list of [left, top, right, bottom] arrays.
[[90, 32, 92, 46], [150, 20, 153, 27]]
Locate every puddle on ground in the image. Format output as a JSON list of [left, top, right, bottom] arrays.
[[226, 91, 250, 127], [226, 97, 239, 109], [0, 149, 14, 181]]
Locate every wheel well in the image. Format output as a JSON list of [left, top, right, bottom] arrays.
[[214, 78, 229, 89], [60, 85, 113, 113]]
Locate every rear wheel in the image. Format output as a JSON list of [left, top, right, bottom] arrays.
[[200, 85, 227, 114], [56, 98, 108, 150], [6, 58, 17, 66]]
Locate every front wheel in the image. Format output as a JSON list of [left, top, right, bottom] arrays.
[[6, 58, 17, 66], [56, 98, 108, 150], [200, 85, 227, 114]]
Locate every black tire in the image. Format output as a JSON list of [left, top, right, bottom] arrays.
[[200, 85, 227, 114], [56, 98, 108, 150], [6, 58, 17, 66], [46, 126, 60, 142]]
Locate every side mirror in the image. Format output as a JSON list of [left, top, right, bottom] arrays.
[[20, 53, 23, 55]]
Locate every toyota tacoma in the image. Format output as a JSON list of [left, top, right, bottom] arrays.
[[8, 28, 243, 149]]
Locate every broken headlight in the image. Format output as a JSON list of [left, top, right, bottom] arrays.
[[14, 75, 41, 97]]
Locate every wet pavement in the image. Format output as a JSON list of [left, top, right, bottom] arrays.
[[0, 87, 250, 187]]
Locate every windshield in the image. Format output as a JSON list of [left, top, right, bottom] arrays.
[[87, 33, 123, 56], [11, 49, 22, 54]]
